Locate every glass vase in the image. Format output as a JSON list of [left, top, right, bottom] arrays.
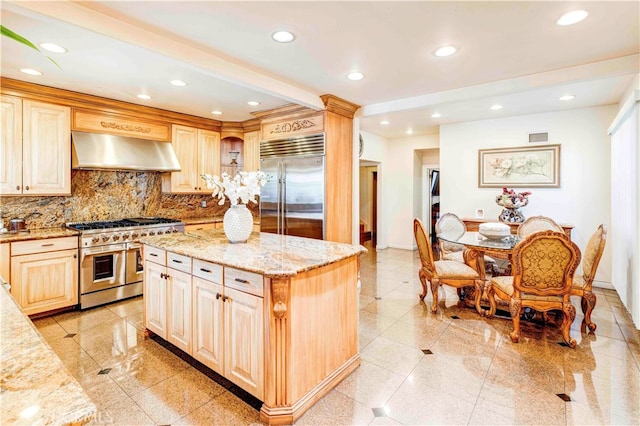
[[223, 204, 253, 243]]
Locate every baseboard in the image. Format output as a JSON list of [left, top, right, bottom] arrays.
[[387, 243, 415, 250]]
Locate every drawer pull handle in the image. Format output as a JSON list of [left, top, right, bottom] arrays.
[[235, 278, 249, 284], [150, 253, 158, 257], [41, 243, 55, 247], [172, 259, 183, 264], [200, 268, 212, 273]]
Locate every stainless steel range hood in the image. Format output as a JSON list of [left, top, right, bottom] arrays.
[[71, 131, 181, 172]]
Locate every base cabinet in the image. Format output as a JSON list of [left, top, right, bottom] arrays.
[[167, 268, 192, 353], [10, 247, 78, 315], [192, 276, 224, 374], [144, 259, 167, 338]]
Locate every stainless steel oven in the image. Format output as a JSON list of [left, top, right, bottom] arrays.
[[68, 217, 184, 309], [80, 244, 126, 297], [125, 242, 144, 285]]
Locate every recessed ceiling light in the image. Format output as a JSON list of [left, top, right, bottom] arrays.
[[380, 120, 389, 125], [20, 68, 42, 76], [247, 101, 261, 107], [490, 104, 503, 110], [271, 30, 295, 43], [211, 110, 223, 115], [434, 45, 458, 57], [556, 10, 588, 26], [137, 94, 151, 100], [431, 112, 442, 118], [170, 79, 187, 87], [406, 129, 413, 135], [559, 95, 575, 101], [347, 72, 364, 81], [39, 42, 67, 53]]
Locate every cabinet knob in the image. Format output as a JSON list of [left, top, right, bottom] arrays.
[[216, 293, 222, 300], [16, 185, 20, 190], [73, 254, 77, 259], [25, 185, 29, 190]]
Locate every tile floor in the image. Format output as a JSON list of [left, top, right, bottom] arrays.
[[34, 243, 640, 425]]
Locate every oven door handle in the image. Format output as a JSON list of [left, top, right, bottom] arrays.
[[81, 244, 127, 256]]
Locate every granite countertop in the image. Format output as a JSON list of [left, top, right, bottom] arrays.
[[0, 228, 80, 244], [0, 283, 96, 425], [178, 216, 260, 226], [141, 229, 366, 278]]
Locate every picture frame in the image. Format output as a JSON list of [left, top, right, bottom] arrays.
[[478, 144, 560, 188], [474, 208, 485, 219]]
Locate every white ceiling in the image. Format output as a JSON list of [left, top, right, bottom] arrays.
[[1, 1, 638, 139]]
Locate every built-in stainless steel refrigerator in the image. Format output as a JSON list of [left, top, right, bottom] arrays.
[[260, 134, 325, 239]]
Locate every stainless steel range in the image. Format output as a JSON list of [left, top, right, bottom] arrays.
[[67, 217, 184, 309]]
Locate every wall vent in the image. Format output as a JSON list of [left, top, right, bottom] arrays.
[[528, 132, 549, 143]]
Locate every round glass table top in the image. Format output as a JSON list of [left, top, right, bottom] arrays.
[[438, 231, 520, 251]]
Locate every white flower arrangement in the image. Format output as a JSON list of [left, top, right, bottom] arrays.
[[201, 171, 268, 206]]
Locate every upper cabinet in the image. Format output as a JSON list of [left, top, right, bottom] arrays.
[[162, 125, 220, 194], [1, 96, 71, 196], [220, 136, 244, 176], [243, 131, 260, 172]]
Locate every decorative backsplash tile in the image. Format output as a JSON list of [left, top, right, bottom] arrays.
[[0, 170, 257, 229]]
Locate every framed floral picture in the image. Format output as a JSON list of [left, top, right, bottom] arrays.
[[478, 144, 560, 188]]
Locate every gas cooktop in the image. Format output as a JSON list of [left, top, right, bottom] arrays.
[[67, 217, 181, 231]]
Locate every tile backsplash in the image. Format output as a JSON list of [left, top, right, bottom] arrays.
[[0, 170, 256, 229]]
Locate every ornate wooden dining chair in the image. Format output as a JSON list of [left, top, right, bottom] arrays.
[[517, 215, 563, 239], [436, 213, 500, 274], [486, 230, 581, 348], [414, 218, 484, 314], [571, 224, 607, 332], [435, 213, 466, 262]]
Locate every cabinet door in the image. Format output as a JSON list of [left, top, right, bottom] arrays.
[[243, 131, 260, 172], [0, 95, 23, 195], [167, 268, 192, 353], [192, 276, 224, 374], [168, 125, 199, 193], [144, 260, 167, 338], [224, 286, 264, 399], [10, 248, 78, 315], [22, 100, 71, 195], [198, 129, 220, 191]]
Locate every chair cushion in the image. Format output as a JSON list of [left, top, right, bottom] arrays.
[[434, 260, 479, 279], [571, 274, 585, 290], [442, 251, 465, 263], [490, 276, 563, 302]]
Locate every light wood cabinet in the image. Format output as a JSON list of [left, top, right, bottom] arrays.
[[243, 130, 260, 172], [1, 97, 71, 196], [192, 276, 224, 374], [224, 285, 264, 399], [0, 96, 23, 195], [144, 259, 167, 339], [167, 267, 192, 353], [10, 237, 78, 315], [162, 125, 220, 194], [0, 243, 9, 282], [184, 222, 220, 232]]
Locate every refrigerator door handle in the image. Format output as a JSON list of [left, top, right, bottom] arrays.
[[280, 162, 287, 234]]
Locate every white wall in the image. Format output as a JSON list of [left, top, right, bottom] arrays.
[[440, 106, 617, 286], [359, 131, 389, 248], [385, 135, 439, 249], [609, 74, 640, 328]]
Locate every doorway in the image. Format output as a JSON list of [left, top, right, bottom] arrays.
[[359, 163, 379, 246]]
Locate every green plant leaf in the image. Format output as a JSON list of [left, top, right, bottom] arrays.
[[1, 25, 61, 70]]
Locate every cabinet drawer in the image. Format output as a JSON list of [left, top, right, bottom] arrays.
[[11, 236, 78, 256], [224, 267, 263, 298], [167, 252, 192, 273], [185, 223, 219, 232], [193, 259, 223, 283], [144, 246, 166, 264]]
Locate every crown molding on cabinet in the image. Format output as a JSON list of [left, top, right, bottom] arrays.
[[320, 94, 360, 119]]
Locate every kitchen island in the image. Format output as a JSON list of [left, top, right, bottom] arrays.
[[140, 229, 365, 425]]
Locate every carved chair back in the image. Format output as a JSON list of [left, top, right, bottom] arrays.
[[580, 224, 607, 289], [511, 230, 581, 298], [435, 213, 466, 255], [414, 218, 436, 277], [517, 215, 563, 239]]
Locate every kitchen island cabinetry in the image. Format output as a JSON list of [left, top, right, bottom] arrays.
[[162, 124, 220, 194], [1, 96, 71, 196], [141, 230, 364, 425], [10, 236, 78, 315]]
